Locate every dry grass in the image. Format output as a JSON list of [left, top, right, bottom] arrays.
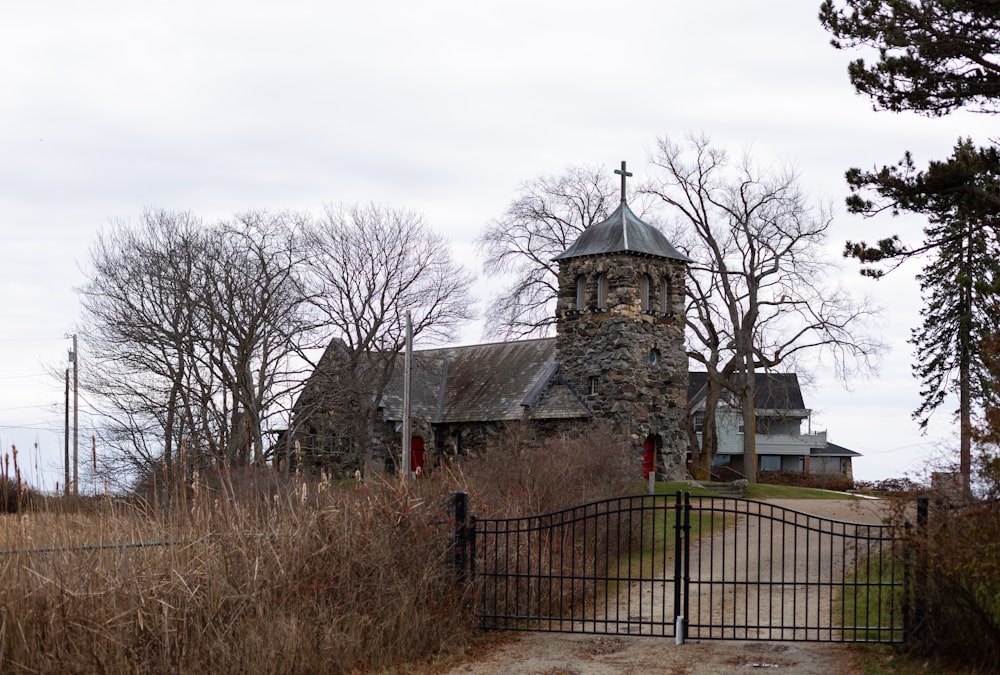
[[0, 475, 468, 673], [0, 424, 634, 673]]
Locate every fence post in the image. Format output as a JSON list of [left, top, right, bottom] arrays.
[[451, 491, 469, 582], [673, 490, 688, 644]]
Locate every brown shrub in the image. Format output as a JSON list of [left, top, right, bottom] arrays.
[[905, 495, 1000, 671], [458, 421, 636, 518], [757, 469, 854, 492]]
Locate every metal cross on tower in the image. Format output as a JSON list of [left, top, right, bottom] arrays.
[[614, 160, 632, 203]]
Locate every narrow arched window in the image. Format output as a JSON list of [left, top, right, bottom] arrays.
[[597, 274, 608, 310], [641, 274, 652, 312], [661, 274, 672, 314], [575, 275, 585, 310]]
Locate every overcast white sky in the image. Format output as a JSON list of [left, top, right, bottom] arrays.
[[1, 1, 994, 491]]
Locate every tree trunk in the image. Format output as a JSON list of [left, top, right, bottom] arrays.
[[741, 357, 758, 483], [696, 383, 723, 480]]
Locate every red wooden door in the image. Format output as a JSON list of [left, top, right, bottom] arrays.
[[411, 437, 425, 478], [642, 436, 656, 479]]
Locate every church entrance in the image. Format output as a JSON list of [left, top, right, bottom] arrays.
[[411, 436, 425, 478], [642, 435, 657, 479]]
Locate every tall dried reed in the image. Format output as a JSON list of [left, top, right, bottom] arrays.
[[0, 424, 636, 673]]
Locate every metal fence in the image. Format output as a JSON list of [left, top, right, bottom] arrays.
[[453, 491, 919, 644]]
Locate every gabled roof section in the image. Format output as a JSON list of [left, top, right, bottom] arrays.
[[378, 338, 592, 423], [812, 442, 862, 458], [687, 372, 807, 411], [552, 201, 692, 263]]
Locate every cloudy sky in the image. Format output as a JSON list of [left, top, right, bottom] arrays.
[[1, 1, 994, 490]]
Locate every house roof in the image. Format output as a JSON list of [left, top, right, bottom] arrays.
[[377, 337, 593, 423], [811, 442, 862, 458], [688, 372, 807, 412], [552, 201, 691, 263]]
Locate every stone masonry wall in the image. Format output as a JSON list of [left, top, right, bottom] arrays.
[[555, 252, 688, 478]]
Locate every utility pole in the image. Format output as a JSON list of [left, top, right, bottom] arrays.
[[64, 367, 69, 496], [71, 334, 79, 496], [401, 311, 412, 482]]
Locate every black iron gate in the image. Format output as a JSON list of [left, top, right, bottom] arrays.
[[452, 491, 921, 643]]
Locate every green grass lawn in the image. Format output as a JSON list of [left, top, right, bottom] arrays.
[[645, 480, 858, 500], [838, 551, 905, 642]]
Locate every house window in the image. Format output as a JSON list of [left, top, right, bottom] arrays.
[[759, 455, 781, 472], [596, 273, 608, 310], [575, 275, 585, 310], [738, 417, 744, 434], [641, 274, 651, 311], [692, 411, 705, 433]]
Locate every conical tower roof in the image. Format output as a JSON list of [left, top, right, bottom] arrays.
[[553, 200, 691, 262], [553, 160, 691, 263]]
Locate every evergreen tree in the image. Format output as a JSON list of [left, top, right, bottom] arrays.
[[844, 139, 1000, 489], [819, 0, 1000, 115]]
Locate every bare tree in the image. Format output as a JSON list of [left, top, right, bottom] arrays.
[[78, 209, 311, 492], [644, 135, 884, 482], [299, 203, 475, 471], [197, 212, 311, 467], [477, 165, 662, 339], [80, 210, 207, 488]]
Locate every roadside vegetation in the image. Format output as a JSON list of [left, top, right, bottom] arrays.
[[0, 423, 633, 673]]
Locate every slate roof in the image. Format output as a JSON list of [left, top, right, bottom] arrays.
[[688, 372, 807, 411], [553, 201, 692, 263], [377, 338, 592, 423]]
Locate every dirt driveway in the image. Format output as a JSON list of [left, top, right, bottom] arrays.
[[441, 498, 887, 674]]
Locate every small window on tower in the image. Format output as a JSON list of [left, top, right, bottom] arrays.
[[641, 274, 651, 311], [661, 274, 672, 314], [588, 376, 598, 395], [575, 275, 585, 310], [597, 274, 608, 310]]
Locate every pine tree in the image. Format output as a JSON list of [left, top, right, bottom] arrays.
[[845, 139, 1000, 489], [820, 0, 1000, 116]]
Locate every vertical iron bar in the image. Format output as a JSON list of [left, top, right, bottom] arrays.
[[672, 491, 683, 640], [682, 492, 691, 642]]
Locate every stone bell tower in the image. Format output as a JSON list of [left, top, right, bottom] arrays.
[[553, 161, 690, 478]]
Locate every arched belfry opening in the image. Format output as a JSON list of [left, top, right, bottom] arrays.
[[552, 161, 692, 479]]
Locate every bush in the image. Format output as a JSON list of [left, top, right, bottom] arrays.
[[896, 452, 1000, 671], [758, 470, 854, 492], [458, 421, 635, 517], [853, 476, 926, 497], [907, 496, 1000, 671]]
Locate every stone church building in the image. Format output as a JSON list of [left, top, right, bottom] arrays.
[[290, 164, 692, 478]]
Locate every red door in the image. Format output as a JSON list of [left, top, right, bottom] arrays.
[[642, 436, 656, 479], [411, 437, 425, 478]]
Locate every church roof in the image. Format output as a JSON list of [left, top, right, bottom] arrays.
[[378, 338, 592, 423], [552, 201, 692, 263]]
